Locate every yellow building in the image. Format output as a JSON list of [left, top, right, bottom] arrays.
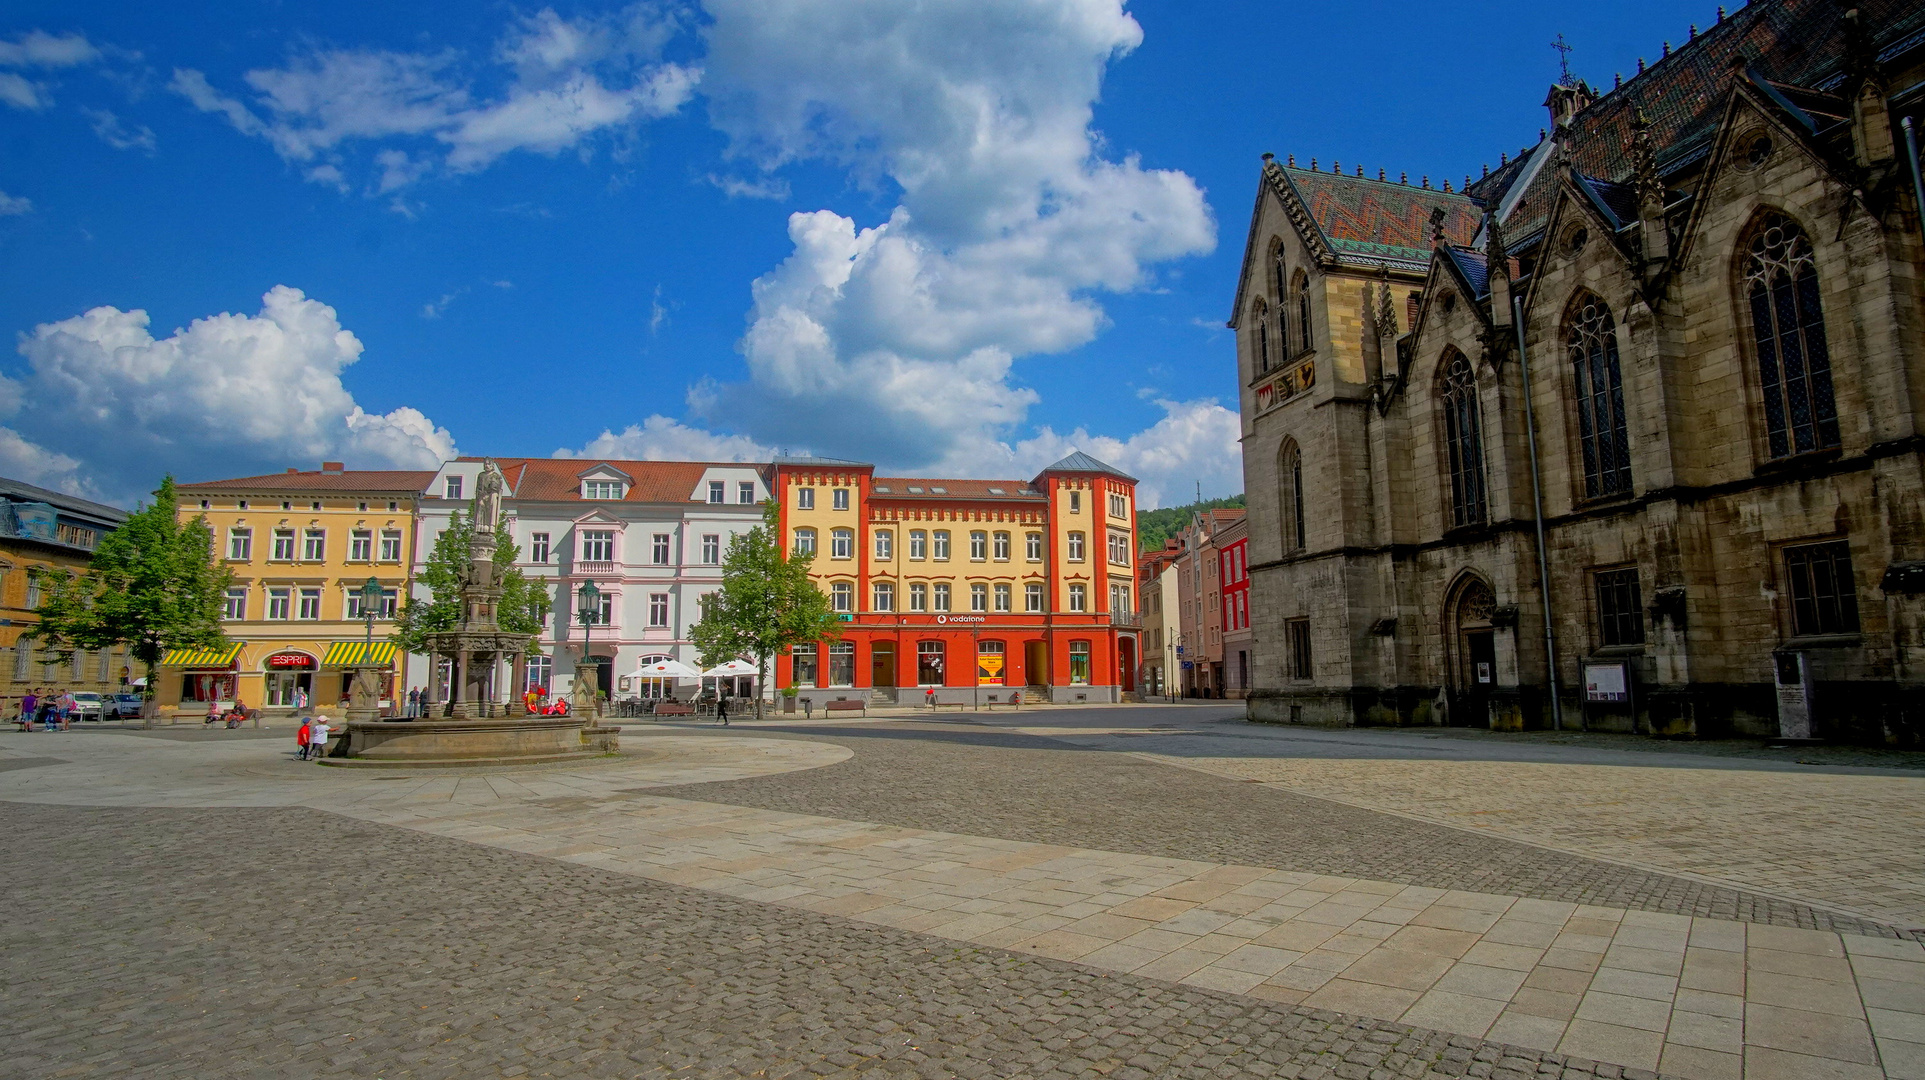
[[2, 477, 132, 711], [164, 464, 435, 717]]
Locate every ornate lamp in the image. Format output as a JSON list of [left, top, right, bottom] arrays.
[[576, 580, 602, 688], [359, 576, 383, 647]]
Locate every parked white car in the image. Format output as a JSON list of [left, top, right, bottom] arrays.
[[67, 692, 106, 722]]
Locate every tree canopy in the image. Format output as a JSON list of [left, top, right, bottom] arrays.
[[392, 509, 547, 654], [1136, 494, 1246, 552], [689, 501, 841, 719], [31, 475, 232, 705]]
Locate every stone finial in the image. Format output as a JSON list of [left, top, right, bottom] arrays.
[[1262, 152, 1274, 163]]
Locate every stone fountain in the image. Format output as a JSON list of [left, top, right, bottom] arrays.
[[333, 460, 617, 767]]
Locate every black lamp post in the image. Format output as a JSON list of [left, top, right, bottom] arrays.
[[576, 580, 601, 699], [359, 576, 382, 649]]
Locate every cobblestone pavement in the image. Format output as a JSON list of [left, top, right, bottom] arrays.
[[2, 803, 1630, 1080], [647, 720, 1908, 938]]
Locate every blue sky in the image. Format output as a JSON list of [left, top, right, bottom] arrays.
[[0, 0, 1706, 507]]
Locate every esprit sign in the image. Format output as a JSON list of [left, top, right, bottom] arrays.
[[935, 615, 986, 624], [266, 652, 315, 668]]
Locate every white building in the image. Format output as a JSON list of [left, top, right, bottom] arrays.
[[408, 457, 769, 704]]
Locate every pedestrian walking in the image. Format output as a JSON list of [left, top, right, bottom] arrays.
[[716, 694, 729, 727], [19, 688, 38, 731], [924, 687, 936, 709], [296, 718, 312, 760], [58, 689, 76, 730], [308, 715, 330, 761]]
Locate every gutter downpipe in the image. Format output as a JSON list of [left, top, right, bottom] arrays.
[[1512, 293, 1564, 731], [1905, 118, 1925, 250]]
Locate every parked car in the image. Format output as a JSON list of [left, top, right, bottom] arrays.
[[68, 692, 106, 722], [110, 693, 144, 719]]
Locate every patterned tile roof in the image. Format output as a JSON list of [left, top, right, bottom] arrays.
[[1280, 167, 1482, 267]]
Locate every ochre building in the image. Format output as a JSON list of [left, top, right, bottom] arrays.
[[166, 464, 432, 717], [1, 477, 130, 710], [1231, 0, 1925, 741], [772, 453, 1142, 704]]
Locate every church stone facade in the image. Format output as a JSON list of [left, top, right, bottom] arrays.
[[1232, 0, 1925, 742]]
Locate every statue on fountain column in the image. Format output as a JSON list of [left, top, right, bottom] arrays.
[[474, 459, 507, 534]]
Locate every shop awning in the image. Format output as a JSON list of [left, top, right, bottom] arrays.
[[160, 641, 245, 668], [320, 640, 399, 667]]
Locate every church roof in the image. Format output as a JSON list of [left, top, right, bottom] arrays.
[[1037, 451, 1135, 481], [1278, 166, 1482, 270]]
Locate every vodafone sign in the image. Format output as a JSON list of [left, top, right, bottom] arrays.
[[935, 615, 986, 624]]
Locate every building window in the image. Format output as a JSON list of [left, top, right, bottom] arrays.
[[1026, 533, 1043, 561], [1280, 440, 1305, 552], [1067, 532, 1085, 561], [580, 530, 615, 562], [933, 583, 951, 612], [909, 582, 928, 611], [446, 475, 463, 500], [1287, 619, 1312, 680], [791, 643, 818, 687], [968, 583, 987, 612], [298, 587, 322, 621], [1069, 641, 1091, 685], [1109, 493, 1126, 518], [970, 531, 987, 561], [831, 581, 853, 612], [12, 638, 30, 680], [223, 587, 247, 620], [701, 534, 721, 565], [933, 530, 951, 560], [267, 587, 291, 620], [1107, 532, 1129, 565], [738, 481, 756, 504], [909, 530, 926, 560], [1294, 270, 1313, 353], [993, 532, 1009, 561], [379, 530, 403, 562], [830, 528, 853, 559], [832, 488, 850, 511], [917, 641, 945, 685], [270, 529, 294, 561], [1785, 540, 1859, 636], [525, 654, 553, 693], [1253, 299, 1272, 373], [583, 479, 624, 500], [1568, 295, 1632, 498], [591, 593, 613, 625], [874, 530, 892, 560], [302, 529, 326, 562], [649, 593, 670, 628], [793, 528, 816, 556], [1068, 583, 1086, 611], [1593, 567, 1644, 647], [993, 583, 1011, 612], [530, 532, 551, 563], [228, 528, 253, 561], [1442, 351, 1488, 527], [708, 480, 726, 504], [347, 587, 399, 620], [826, 641, 855, 685], [1111, 583, 1130, 614], [650, 533, 671, 565], [1745, 213, 1838, 458], [796, 487, 815, 510], [350, 529, 373, 562], [1069, 491, 1081, 513], [1025, 582, 1043, 612], [873, 581, 894, 612]]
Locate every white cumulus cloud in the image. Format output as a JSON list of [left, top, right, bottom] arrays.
[[1000, 398, 1243, 509], [0, 191, 31, 215], [558, 416, 771, 463], [2, 286, 456, 503], [0, 29, 106, 110], [170, 3, 699, 191]]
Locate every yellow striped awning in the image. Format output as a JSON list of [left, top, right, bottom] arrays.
[[160, 641, 245, 668], [320, 640, 398, 667]]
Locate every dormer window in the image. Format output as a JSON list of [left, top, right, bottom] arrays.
[[445, 476, 463, 500], [583, 480, 624, 500]]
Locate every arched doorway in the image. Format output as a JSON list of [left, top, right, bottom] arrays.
[[1444, 576, 1497, 727], [1118, 637, 1136, 692]]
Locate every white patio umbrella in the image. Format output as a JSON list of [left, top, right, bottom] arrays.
[[700, 659, 758, 678], [630, 658, 701, 681]]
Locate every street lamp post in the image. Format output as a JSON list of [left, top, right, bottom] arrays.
[[350, 575, 384, 721], [576, 580, 601, 711]]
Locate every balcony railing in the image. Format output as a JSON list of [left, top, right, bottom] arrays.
[[1111, 611, 1144, 628], [573, 561, 618, 576]]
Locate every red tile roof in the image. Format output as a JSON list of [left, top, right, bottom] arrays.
[[870, 478, 1045, 501], [454, 457, 761, 504], [180, 470, 437, 493]]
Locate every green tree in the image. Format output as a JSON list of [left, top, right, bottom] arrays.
[[689, 502, 841, 719], [31, 476, 232, 721], [1136, 493, 1247, 552], [392, 509, 547, 655]]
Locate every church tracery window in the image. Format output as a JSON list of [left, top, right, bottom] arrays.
[[1293, 271, 1313, 354], [1743, 213, 1838, 458], [1279, 439, 1305, 552], [1567, 294, 1632, 498], [1442, 351, 1487, 527], [1252, 299, 1270, 374]]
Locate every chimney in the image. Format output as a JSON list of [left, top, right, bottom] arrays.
[[322, 461, 345, 473], [286, 468, 299, 474]]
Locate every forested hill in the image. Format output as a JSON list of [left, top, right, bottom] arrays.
[[1135, 495, 1246, 552]]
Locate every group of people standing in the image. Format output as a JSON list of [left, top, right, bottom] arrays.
[[293, 715, 331, 760], [14, 688, 75, 730]]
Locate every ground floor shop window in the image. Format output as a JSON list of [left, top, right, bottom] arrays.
[[265, 671, 311, 707], [917, 641, 945, 685], [791, 643, 819, 687], [1069, 641, 1090, 685], [827, 641, 855, 686], [525, 654, 553, 693], [977, 641, 1006, 685], [179, 672, 237, 703]]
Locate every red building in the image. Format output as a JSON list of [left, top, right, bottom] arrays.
[[771, 452, 1141, 704]]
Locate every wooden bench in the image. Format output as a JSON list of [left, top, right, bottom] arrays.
[[823, 700, 866, 716], [651, 703, 696, 717]]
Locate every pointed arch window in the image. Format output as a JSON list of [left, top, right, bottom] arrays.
[[1293, 271, 1313, 354], [1567, 295, 1632, 497], [1442, 351, 1488, 527], [1252, 300, 1271, 374], [1744, 213, 1838, 457], [1272, 251, 1290, 357], [1278, 440, 1306, 552]]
